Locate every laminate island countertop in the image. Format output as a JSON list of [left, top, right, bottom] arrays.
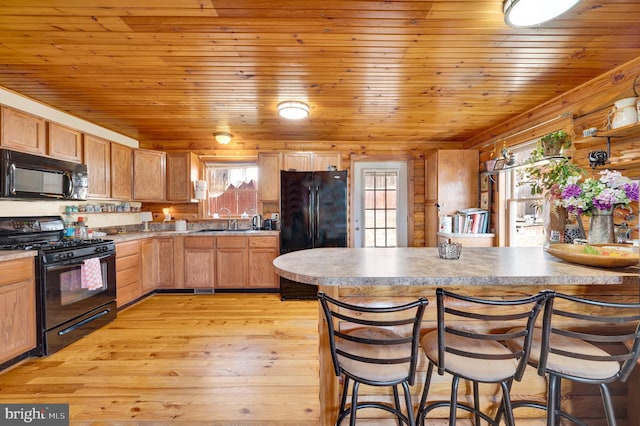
[[273, 246, 639, 287], [273, 247, 639, 425]]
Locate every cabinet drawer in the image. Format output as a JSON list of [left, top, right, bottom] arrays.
[[216, 236, 247, 248], [116, 241, 140, 257], [117, 267, 140, 287], [0, 258, 34, 286], [116, 254, 139, 271], [185, 237, 215, 249], [249, 236, 279, 249], [116, 282, 141, 306]]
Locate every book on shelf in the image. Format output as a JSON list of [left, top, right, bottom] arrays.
[[452, 208, 489, 234]]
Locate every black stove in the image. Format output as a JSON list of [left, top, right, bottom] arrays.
[[0, 215, 117, 358], [0, 216, 114, 261]]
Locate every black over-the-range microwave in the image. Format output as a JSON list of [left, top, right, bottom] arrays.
[[0, 148, 88, 200]]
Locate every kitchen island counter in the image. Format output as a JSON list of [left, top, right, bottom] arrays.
[[273, 247, 639, 425], [273, 246, 639, 287]]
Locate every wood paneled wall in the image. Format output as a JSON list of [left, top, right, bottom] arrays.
[[466, 57, 640, 243]]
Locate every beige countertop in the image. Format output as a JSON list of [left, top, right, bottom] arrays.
[[273, 247, 639, 287], [0, 250, 37, 262], [0, 230, 280, 261], [105, 229, 279, 243]]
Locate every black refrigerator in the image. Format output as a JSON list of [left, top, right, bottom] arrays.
[[279, 170, 348, 300]]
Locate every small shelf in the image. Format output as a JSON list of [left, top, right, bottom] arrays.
[[574, 122, 640, 145], [483, 156, 569, 175]]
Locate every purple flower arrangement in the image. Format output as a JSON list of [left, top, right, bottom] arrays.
[[560, 170, 639, 215]]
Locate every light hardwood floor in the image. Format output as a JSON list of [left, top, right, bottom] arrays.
[[0, 294, 321, 425]]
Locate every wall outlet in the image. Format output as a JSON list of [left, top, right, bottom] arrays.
[[271, 213, 280, 220]]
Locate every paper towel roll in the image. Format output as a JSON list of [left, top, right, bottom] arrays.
[[439, 215, 453, 233], [194, 180, 207, 200]]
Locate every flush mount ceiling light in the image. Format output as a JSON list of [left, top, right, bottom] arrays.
[[504, 0, 581, 28], [277, 101, 310, 120], [214, 132, 232, 145]]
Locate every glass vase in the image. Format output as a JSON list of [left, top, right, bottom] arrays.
[[588, 208, 614, 244]]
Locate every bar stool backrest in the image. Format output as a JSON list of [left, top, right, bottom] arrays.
[[318, 292, 428, 385], [435, 288, 547, 380], [539, 291, 640, 383]]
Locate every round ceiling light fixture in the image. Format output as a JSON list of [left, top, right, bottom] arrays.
[[214, 132, 232, 145], [504, 0, 581, 28], [277, 101, 310, 120]]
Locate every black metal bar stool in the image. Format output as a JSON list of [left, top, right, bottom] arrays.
[[508, 291, 640, 426], [318, 292, 428, 426], [416, 288, 546, 426]]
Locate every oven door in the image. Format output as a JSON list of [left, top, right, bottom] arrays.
[[41, 251, 116, 331]]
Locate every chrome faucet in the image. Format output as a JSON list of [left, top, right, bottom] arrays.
[[218, 207, 231, 230]]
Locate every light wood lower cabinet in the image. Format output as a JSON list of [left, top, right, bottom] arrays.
[[178, 235, 279, 290], [216, 236, 248, 289], [249, 236, 279, 289], [0, 257, 37, 364], [183, 237, 215, 288], [140, 239, 157, 293], [156, 237, 175, 289], [115, 241, 142, 307]]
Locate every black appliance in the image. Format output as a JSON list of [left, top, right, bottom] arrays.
[[0, 148, 88, 200], [279, 170, 347, 300], [0, 216, 116, 356]]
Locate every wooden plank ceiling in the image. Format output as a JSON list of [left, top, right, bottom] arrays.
[[0, 0, 639, 154]]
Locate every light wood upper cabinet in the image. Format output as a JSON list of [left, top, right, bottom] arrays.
[[257, 152, 281, 203], [0, 257, 36, 365], [133, 148, 166, 202], [313, 152, 341, 171], [84, 134, 111, 199], [425, 149, 479, 247], [47, 122, 82, 162], [0, 106, 46, 155], [283, 152, 312, 171], [166, 152, 200, 202], [283, 151, 341, 171], [110, 143, 132, 200]]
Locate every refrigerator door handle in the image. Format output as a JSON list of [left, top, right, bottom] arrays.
[[315, 186, 320, 239], [307, 185, 313, 239]]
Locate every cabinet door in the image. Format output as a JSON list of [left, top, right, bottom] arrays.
[[283, 152, 312, 171], [313, 152, 341, 171], [216, 236, 247, 289], [133, 149, 166, 201], [84, 134, 111, 199], [0, 107, 46, 154], [0, 258, 36, 364], [425, 150, 479, 246], [140, 239, 157, 293], [183, 237, 215, 288], [167, 152, 200, 202], [248, 236, 279, 289], [257, 152, 281, 202], [110, 143, 132, 200], [156, 237, 175, 288], [47, 122, 82, 162]]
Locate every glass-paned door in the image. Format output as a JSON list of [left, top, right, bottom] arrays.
[[353, 161, 408, 248], [364, 170, 398, 247]]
